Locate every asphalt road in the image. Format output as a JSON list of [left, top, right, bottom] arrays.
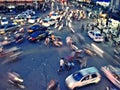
[[0, 12, 120, 90]]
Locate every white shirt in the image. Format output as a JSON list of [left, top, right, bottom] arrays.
[[60, 59, 64, 66]]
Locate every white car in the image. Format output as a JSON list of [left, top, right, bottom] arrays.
[[50, 13, 60, 20], [1, 18, 9, 25], [65, 67, 101, 90], [28, 16, 39, 24], [41, 18, 55, 27], [88, 30, 104, 42], [101, 65, 120, 89]]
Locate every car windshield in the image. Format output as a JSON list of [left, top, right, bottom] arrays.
[[6, 24, 16, 28], [2, 19, 8, 22], [0, 25, 5, 29], [43, 20, 48, 23], [31, 17, 37, 19], [30, 31, 45, 38], [30, 25, 40, 30], [52, 14, 58, 16], [73, 72, 83, 81], [95, 33, 101, 36]]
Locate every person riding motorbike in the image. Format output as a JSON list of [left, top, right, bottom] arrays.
[[8, 72, 25, 89], [14, 33, 24, 43], [8, 72, 23, 83], [53, 38, 63, 47], [47, 79, 60, 90]]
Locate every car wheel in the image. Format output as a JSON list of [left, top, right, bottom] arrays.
[[73, 87, 79, 90]]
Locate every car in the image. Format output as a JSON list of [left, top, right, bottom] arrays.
[[26, 10, 35, 16], [101, 65, 120, 89], [27, 24, 47, 33], [28, 16, 39, 24], [14, 14, 27, 24], [88, 30, 104, 42], [1, 18, 9, 25], [21, 12, 31, 19], [40, 17, 55, 27], [49, 13, 60, 20], [27, 30, 50, 42], [65, 67, 101, 90], [0, 24, 19, 34]]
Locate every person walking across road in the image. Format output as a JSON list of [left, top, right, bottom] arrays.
[[58, 58, 65, 72], [44, 37, 50, 47]]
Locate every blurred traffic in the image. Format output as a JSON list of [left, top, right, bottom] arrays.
[[0, 0, 120, 90]]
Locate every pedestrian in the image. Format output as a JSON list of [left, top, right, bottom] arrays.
[[86, 23, 90, 31], [44, 37, 50, 47], [58, 58, 65, 72], [100, 28, 103, 34], [81, 24, 84, 32], [80, 56, 87, 69], [66, 36, 73, 46]]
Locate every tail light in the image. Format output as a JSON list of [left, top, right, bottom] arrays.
[[31, 38, 36, 41], [99, 75, 102, 78]]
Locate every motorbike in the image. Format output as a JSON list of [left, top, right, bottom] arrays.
[[54, 22, 59, 29], [8, 72, 25, 89], [58, 23, 63, 31], [84, 48, 96, 56], [113, 48, 120, 55], [14, 33, 25, 44], [52, 37, 63, 47], [49, 36, 63, 47], [112, 40, 120, 47], [70, 44, 78, 51], [47, 80, 60, 90], [106, 86, 118, 90], [64, 61, 75, 71], [53, 40, 63, 47]]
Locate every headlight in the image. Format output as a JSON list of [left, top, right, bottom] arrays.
[[68, 83, 74, 89], [28, 30, 33, 32], [0, 31, 5, 34]]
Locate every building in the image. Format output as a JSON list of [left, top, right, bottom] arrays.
[[0, 0, 45, 10]]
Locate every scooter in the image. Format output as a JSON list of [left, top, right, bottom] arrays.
[[47, 80, 60, 90], [106, 86, 118, 90], [58, 23, 63, 31], [54, 22, 59, 29], [8, 72, 25, 89], [64, 61, 75, 71], [112, 40, 120, 47], [14, 33, 25, 44], [53, 41, 63, 47], [70, 44, 78, 51], [8, 79, 25, 89]]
